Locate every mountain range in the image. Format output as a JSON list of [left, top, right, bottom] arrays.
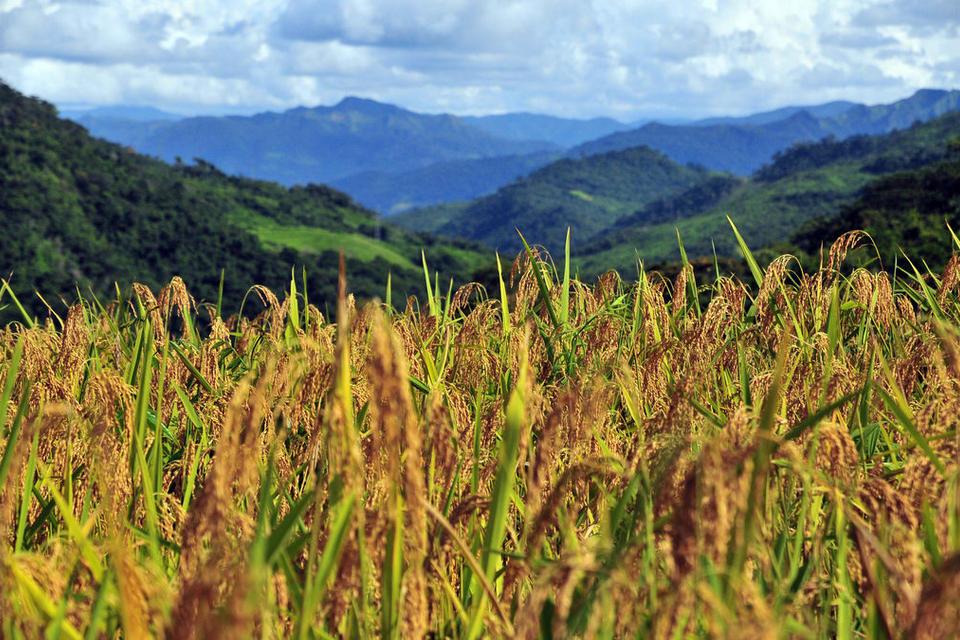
[[74, 97, 556, 186], [572, 89, 960, 174], [462, 112, 631, 147], [68, 89, 960, 219], [0, 81, 489, 316], [330, 150, 562, 215], [22, 77, 960, 312], [395, 108, 960, 278], [577, 112, 960, 274]]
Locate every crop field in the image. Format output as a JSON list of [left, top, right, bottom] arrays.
[[1, 228, 959, 638]]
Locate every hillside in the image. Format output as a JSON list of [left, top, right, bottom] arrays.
[[574, 89, 960, 175], [462, 112, 630, 146], [0, 82, 490, 316], [69, 97, 556, 186], [396, 146, 712, 254], [578, 112, 960, 274], [331, 150, 561, 214], [790, 154, 960, 269]]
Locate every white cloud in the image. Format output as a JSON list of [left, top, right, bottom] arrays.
[[0, 0, 957, 118]]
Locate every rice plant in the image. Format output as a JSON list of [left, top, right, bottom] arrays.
[[1, 228, 959, 638]]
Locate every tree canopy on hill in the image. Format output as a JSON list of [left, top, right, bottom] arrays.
[[790, 155, 960, 271]]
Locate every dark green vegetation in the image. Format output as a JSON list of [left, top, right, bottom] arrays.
[[792, 154, 960, 269], [0, 82, 490, 317], [330, 150, 561, 215], [392, 94, 960, 276], [396, 146, 711, 254], [574, 88, 960, 175], [578, 112, 960, 274], [73, 97, 555, 185]]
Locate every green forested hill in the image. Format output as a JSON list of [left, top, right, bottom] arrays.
[[394, 146, 713, 255], [577, 112, 960, 275], [0, 82, 489, 316], [789, 155, 960, 270]]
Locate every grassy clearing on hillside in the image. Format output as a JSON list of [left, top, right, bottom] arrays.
[[227, 209, 412, 268], [1, 229, 960, 638]]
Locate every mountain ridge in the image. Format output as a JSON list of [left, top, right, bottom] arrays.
[[0, 80, 490, 316], [71, 97, 557, 186], [573, 88, 960, 175]]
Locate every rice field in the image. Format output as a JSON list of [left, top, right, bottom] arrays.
[[1, 227, 959, 638]]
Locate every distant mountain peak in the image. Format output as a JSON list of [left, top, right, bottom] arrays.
[[911, 88, 950, 100], [331, 96, 403, 115]]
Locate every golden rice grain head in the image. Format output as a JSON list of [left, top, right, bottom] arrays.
[[669, 437, 752, 578], [56, 305, 89, 394], [756, 254, 793, 327], [827, 230, 869, 274], [131, 282, 163, 330], [111, 540, 152, 639], [938, 254, 960, 305], [157, 275, 196, 329], [812, 422, 860, 488], [449, 281, 484, 317]]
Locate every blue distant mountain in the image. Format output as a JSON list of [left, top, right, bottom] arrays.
[[63, 89, 960, 215], [462, 112, 630, 147], [691, 100, 859, 127], [331, 150, 562, 215], [66, 97, 557, 186], [63, 105, 182, 122], [573, 89, 960, 174]]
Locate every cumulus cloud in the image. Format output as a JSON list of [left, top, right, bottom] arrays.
[[0, 0, 957, 118]]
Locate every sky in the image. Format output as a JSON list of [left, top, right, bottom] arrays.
[[0, 0, 958, 120]]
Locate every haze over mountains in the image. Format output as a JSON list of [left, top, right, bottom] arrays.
[[395, 146, 713, 254], [74, 97, 555, 186], [461, 113, 632, 147], [68, 88, 960, 218]]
